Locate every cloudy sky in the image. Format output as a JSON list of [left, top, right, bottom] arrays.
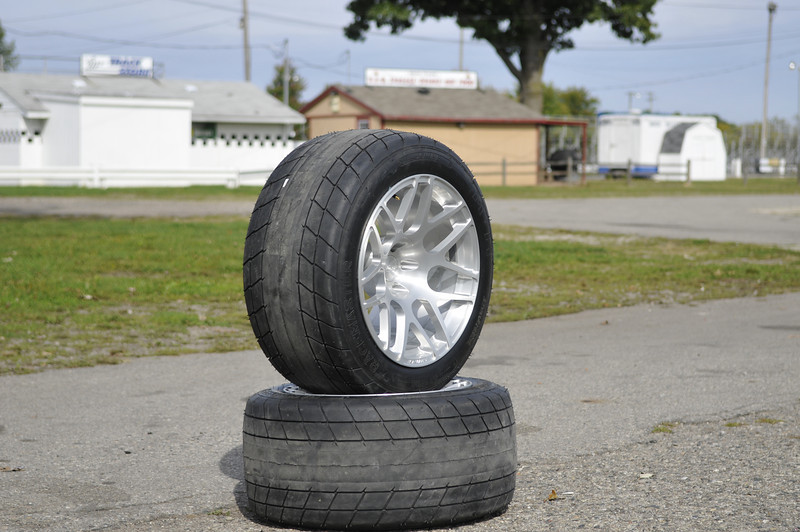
[[3, 0, 800, 125]]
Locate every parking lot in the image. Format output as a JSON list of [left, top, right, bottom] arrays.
[[0, 194, 798, 531]]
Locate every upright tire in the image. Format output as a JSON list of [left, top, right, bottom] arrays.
[[242, 378, 516, 530], [243, 130, 493, 394]]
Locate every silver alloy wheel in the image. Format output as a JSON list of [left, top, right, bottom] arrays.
[[358, 174, 480, 368]]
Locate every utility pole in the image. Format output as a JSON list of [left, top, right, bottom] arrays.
[[458, 28, 464, 71], [283, 39, 291, 140], [241, 0, 251, 82], [627, 91, 640, 112], [760, 2, 777, 161], [282, 39, 289, 107]]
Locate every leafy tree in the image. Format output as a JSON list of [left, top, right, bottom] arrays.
[[267, 61, 308, 138], [542, 83, 598, 117], [344, 0, 660, 115], [0, 20, 20, 71], [266, 61, 307, 111]]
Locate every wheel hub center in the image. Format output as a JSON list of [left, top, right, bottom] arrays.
[[384, 255, 400, 282]]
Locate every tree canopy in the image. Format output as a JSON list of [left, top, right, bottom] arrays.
[[542, 83, 599, 117], [345, 0, 660, 114], [266, 61, 307, 111], [0, 20, 20, 71]]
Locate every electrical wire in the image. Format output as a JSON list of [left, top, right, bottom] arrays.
[[5, 0, 154, 23]]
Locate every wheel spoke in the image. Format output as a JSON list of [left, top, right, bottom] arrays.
[[390, 304, 409, 360], [431, 219, 474, 255], [360, 260, 382, 284], [420, 302, 452, 352], [404, 180, 433, 235], [394, 182, 417, 230], [427, 200, 466, 228], [431, 253, 479, 281]]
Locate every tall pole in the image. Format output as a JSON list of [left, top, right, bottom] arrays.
[[282, 39, 289, 107], [283, 39, 290, 140], [241, 0, 251, 82], [760, 2, 777, 161], [791, 61, 800, 183], [458, 28, 464, 71]]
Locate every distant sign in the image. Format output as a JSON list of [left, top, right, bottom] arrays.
[[81, 55, 154, 78], [365, 68, 477, 89]]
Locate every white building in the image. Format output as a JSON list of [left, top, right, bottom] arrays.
[[597, 112, 726, 181], [0, 72, 305, 187]]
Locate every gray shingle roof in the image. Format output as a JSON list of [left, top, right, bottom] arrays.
[[0, 72, 304, 125], [336, 85, 541, 122]]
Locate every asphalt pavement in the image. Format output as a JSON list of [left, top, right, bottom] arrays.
[[1, 193, 798, 531], [1, 193, 799, 248]]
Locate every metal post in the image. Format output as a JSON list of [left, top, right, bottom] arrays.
[[458, 28, 464, 71], [685, 159, 692, 186], [241, 0, 251, 82], [580, 122, 587, 185], [760, 2, 777, 161], [791, 61, 800, 185], [283, 39, 290, 141], [626, 159, 632, 186], [501, 158, 507, 186]]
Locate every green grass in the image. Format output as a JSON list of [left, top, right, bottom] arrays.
[[0, 216, 254, 373], [481, 177, 800, 199], [652, 421, 679, 434], [488, 225, 800, 322], [2, 217, 800, 374], [0, 185, 263, 201], [0, 177, 797, 202]]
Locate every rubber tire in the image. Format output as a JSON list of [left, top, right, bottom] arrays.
[[242, 378, 516, 530], [243, 129, 493, 394]]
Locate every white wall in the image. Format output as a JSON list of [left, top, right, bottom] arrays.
[[2, 90, 300, 176], [0, 92, 25, 166], [79, 96, 193, 169], [215, 122, 291, 141], [189, 139, 301, 171], [38, 96, 81, 167]]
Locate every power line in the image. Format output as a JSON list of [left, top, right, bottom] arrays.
[[574, 31, 800, 52], [5, 0, 154, 23], [589, 48, 800, 93], [665, 1, 800, 11]]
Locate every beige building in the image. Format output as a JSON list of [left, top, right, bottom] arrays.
[[301, 85, 587, 186]]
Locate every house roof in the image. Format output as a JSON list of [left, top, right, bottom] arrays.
[[0, 72, 304, 125], [302, 84, 560, 124]]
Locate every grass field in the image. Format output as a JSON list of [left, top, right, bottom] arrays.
[[2, 215, 799, 375], [0, 176, 797, 202]]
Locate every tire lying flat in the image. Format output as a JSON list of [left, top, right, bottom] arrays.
[[243, 129, 493, 394], [243, 378, 516, 531]]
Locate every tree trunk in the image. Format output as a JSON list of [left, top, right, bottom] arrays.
[[518, 38, 549, 116]]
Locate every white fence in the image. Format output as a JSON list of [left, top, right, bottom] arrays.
[[0, 139, 304, 188], [0, 166, 278, 188]]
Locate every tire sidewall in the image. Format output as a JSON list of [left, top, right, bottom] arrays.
[[337, 138, 493, 392]]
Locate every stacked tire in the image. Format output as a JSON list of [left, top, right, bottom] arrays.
[[242, 130, 516, 530]]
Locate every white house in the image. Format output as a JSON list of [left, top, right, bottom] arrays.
[[0, 72, 305, 187]]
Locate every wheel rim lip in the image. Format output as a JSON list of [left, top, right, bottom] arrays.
[[280, 377, 474, 397], [356, 173, 480, 368]]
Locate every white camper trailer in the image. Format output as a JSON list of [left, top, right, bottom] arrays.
[[597, 113, 726, 181]]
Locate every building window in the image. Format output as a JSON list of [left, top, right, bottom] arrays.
[[357, 119, 369, 129], [193, 122, 216, 140]]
